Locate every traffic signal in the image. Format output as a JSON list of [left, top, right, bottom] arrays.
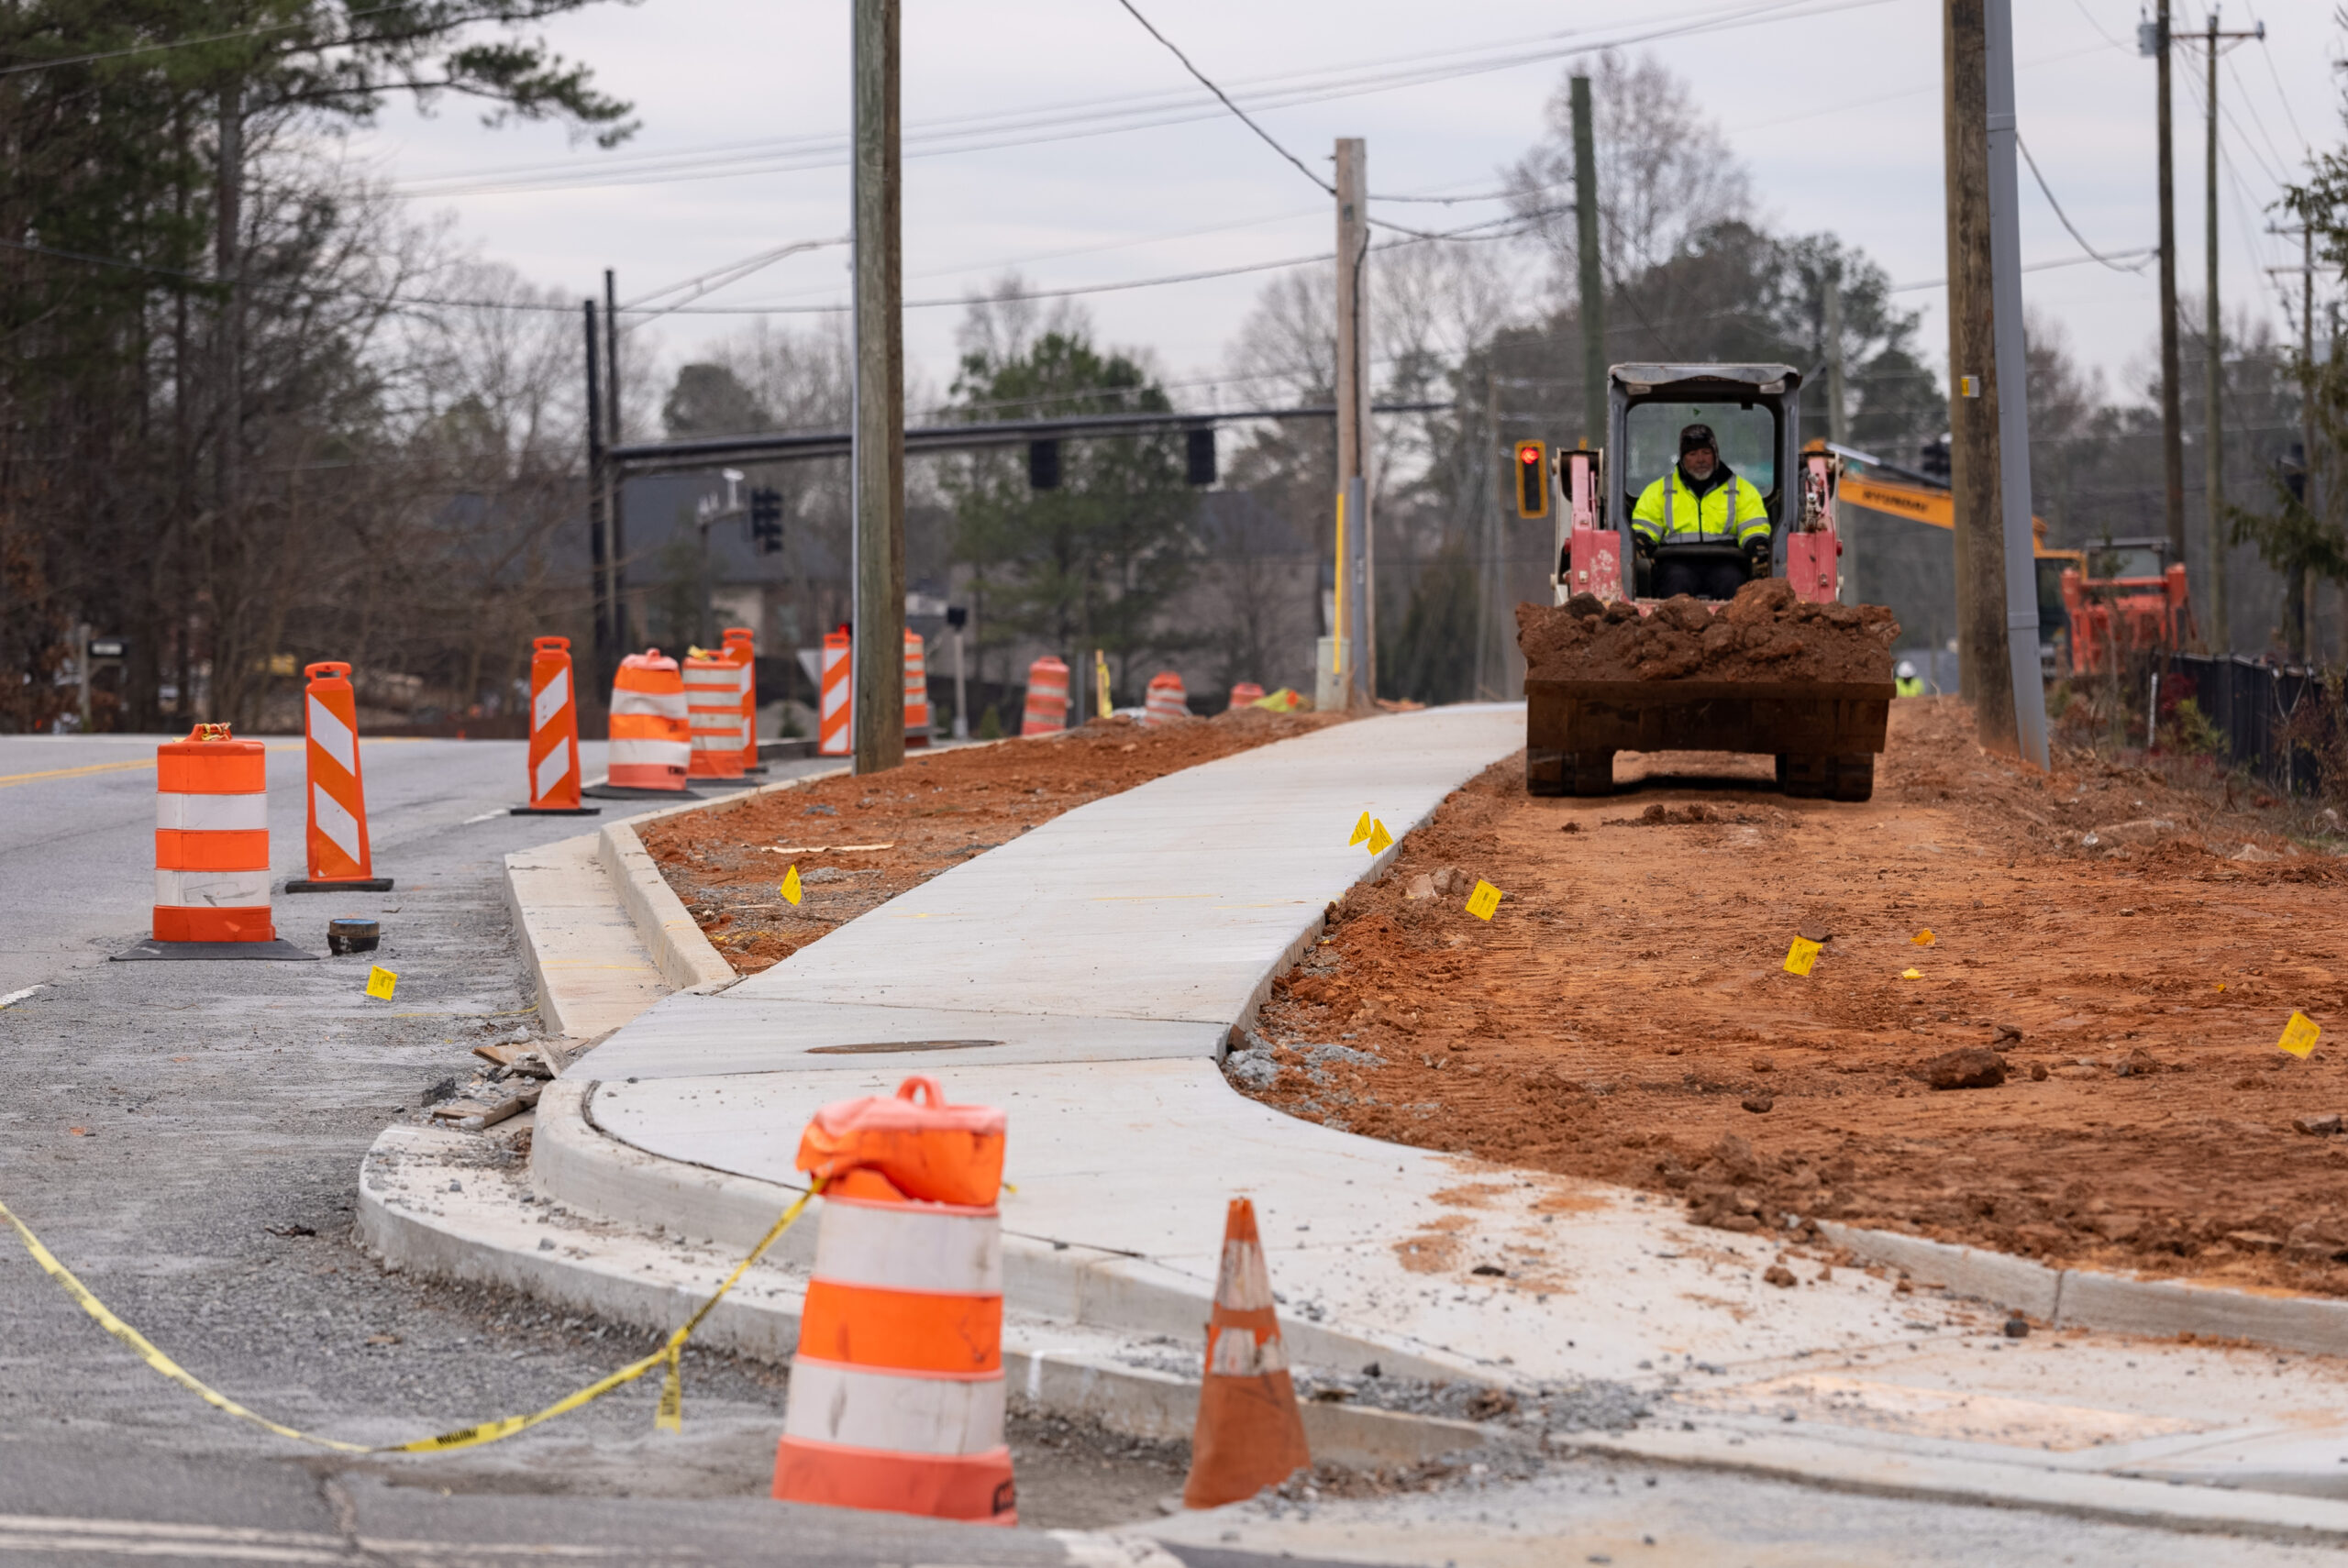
[[1027, 438, 1061, 491], [1513, 439, 1549, 519], [748, 486, 783, 553], [1185, 425, 1216, 487]]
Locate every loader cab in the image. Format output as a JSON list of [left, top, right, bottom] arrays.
[[1607, 364, 1802, 599]]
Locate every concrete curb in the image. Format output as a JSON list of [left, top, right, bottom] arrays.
[[1820, 1221, 2348, 1357]]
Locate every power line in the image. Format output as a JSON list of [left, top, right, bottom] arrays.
[[1110, 0, 1333, 194], [0, 5, 404, 79], [2016, 135, 2154, 272], [1888, 248, 2158, 293], [2065, 0, 2133, 52]]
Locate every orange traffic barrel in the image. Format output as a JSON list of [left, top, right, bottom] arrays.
[[819, 630, 850, 756], [285, 662, 392, 893], [512, 636, 599, 815], [1019, 657, 1068, 736], [1142, 671, 1190, 726], [774, 1077, 1014, 1526], [1226, 682, 1265, 711], [722, 627, 761, 773], [604, 649, 690, 793], [903, 630, 932, 749], [684, 650, 747, 780], [113, 725, 316, 963]]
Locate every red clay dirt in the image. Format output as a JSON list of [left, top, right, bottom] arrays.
[[643, 709, 1344, 974], [1517, 578, 1899, 684], [1240, 698, 2348, 1297]]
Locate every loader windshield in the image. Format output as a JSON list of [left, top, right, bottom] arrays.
[[1623, 402, 1777, 513]]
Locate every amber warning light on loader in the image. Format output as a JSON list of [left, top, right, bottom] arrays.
[[1514, 440, 1548, 519]]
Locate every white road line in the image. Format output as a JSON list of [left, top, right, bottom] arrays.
[[0, 985, 40, 1010], [460, 810, 505, 824]]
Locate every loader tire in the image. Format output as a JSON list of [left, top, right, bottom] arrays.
[[1827, 754, 1876, 802], [1526, 747, 1567, 797], [1776, 753, 1828, 799], [1569, 750, 1615, 797]]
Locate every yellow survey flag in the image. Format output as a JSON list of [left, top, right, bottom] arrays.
[[1912, 930, 1935, 946], [2279, 1011, 2322, 1059], [781, 865, 803, 906], [1900, 967, 1922, 980], [1783, 937, 1821, 977], [364, 966, 397, 1000], [1465, 879, 1501, 921], [1366, 819, 1393, 855], [1348, 812, 1372, 847]]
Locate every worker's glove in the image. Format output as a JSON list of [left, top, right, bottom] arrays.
[[1743, 536, 1772, 579], [1633, 533, 1657, 565]]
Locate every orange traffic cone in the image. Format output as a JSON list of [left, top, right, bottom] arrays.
[[285, 662, 392, 893], [1181, 1198, 1312, 1508], [512, 636, 600, 815], [1226, 682, 1265, 712]]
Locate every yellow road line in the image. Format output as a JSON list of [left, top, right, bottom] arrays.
[[0, 741, 309, 790]]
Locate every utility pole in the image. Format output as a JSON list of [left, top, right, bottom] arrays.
[[582, 301, 610, 689], [2188, 12, 2267, 654], [2150, 2, 2187, 574], [1822, 273, 1850, 446], [1986, 0, 2048, 764], [2302, 222, 2319, 660], [1570, 77, 1605, 447], [214, 82, 243, 723], [850, 0, 905, 774], [604, 270, 628, 656], [1333, 138, 1372, 708], [1943, 0, 2012, 729]]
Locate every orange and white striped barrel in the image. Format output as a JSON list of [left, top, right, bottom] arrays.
[[153, 725, 273, 944], [903, 630, 932, 749], [608, 650, 690, 790], [294, 662, 379, 886], [1226, 681, 1265, 712], [1019, 657, 1068, 736], [723, 627, 759, 771], [773, 1194, 1013, 1523], [819, 630, 851, 756], [524, 636, 583, 810], [1141, 671, 1189, 726], [684, 651, 747, 780]]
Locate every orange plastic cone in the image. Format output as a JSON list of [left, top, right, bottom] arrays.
[[1181, 1198, 1312, 1508]]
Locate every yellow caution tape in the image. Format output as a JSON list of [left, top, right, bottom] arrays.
[[0, 1180, 818, 1454]]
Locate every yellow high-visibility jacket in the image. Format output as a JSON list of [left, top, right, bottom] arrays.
[[1631, 467, 1771, 547]]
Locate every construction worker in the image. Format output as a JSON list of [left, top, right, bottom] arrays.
[[1631, 424, 1772, 600], [1895, 659, 1926, 698]]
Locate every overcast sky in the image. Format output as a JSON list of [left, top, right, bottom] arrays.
[[349, 0, 2342, 427]]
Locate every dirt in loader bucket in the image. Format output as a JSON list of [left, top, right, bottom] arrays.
[[1230, 698, 2348, 1299], [1516, 578, 1899, 685]]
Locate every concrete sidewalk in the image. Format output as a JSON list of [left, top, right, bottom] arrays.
[[360, 705, 2348, 1553]]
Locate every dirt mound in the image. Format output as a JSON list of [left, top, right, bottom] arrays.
[[1515, 579, 1899, 684]]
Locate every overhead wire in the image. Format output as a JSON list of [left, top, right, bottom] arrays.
[[0, 4, 404, 79], [2015, 135, 2155, 272]]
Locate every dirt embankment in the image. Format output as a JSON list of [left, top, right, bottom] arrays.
[[1517, 578, 1899, 684], [1235, 698, 2348, 1297], [645, 709, 1344, 973]]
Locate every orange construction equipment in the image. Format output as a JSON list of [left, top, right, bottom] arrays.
[[723, 627, 761, 774], [1020, 657, 1069, 736], [2058, 538, 2194, 675], [773, 1077, 1015, 1526], [684, 650, 748, 780], [285, 662, 392, 893], [605, 650, 691, 793], [113, 725, 314, 962], [511, 636, 598, 816], [1142, 671, 1190, 726], [1226, 682, 1266, 711], [819, 629, 851, 757], [1181, 1198, 1312, 1509], [903, 630, 932, 749]]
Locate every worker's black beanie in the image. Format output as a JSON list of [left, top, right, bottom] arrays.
[[1678, 424, 1717, 457]]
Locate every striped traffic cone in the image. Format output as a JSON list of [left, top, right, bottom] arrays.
[[1226, 682, 1265, 712], [903, 630, 932, 749], [685, 650, 747, 780], [1019, 657, 1068, 736], [285, 663, 392, 893], [774, 1077, 1016, 1525], [113, 725, 316, 963], [511, 636, 599, 815], [1181, 1198, 1312, 1508], [723, 627, 763, 775], [819, 629, 850, 756], [1142, 671, 1190, 726]]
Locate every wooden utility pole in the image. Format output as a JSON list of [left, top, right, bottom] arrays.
[[604, 270, 628, 655], [1333, 138, 1371, 707], [1570, 77, 1605, 448], [2303, 223, 2319, 660], [582, 301, 611, 688], [850, 0, 905, 773], [2154, 0, 2187, 573], [2204, 11, 2227, 652], [1942, 0, 2013, 728]]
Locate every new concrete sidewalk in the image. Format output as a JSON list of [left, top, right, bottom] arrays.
[[360, 705, 2348, 1550]]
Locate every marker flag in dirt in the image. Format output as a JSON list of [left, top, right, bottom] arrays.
[[781, 864, 803, 907], [364, 966, 397, 1000], [1900, 967, 1922, 980], [1366, 819, 1393, 856], [1912, 930, 1936, 946], [1348, 812, 1372, 847], [1783, 937, 1821, 977], [1464, 879, 1502, 922], [2278, 1011, 2322, 1059]]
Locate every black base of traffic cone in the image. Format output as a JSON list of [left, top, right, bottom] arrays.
[[581, 782, 706, 801], [284, 878, 394, 893], [111, 938, 319, 962], [509, 805, 603, 815]]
